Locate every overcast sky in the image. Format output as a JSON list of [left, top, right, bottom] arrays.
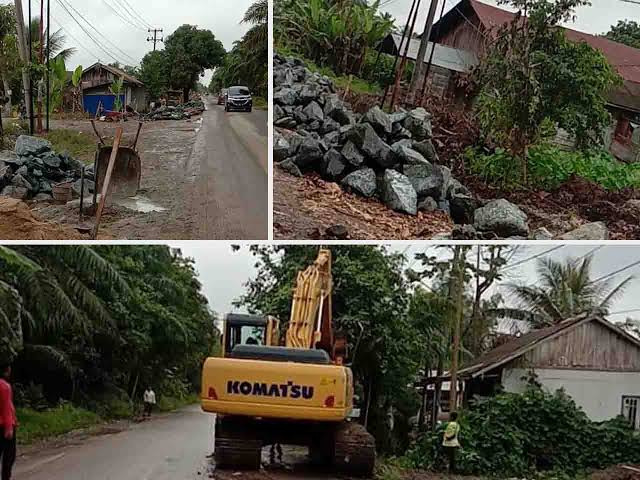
[[381, 0, 640, 36], [0, 0, 254, 85], [170, 243, 640, 329]]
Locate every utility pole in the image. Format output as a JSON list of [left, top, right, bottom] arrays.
[[449, 246, 465, 413], [381, 0, 418, 108], [46, 0, 50, 132], [409, 0, 439, 102], [420, 0, 447, 100], [36, 0, 43, 133], [14, 0, 33, 134], [147, 28, 163, 51], [389, 0, 422, 110]]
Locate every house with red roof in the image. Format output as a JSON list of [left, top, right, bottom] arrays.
[[424, 0, 640, 160]]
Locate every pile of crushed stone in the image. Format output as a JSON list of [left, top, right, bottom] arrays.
[[0, 197, 86, 240]]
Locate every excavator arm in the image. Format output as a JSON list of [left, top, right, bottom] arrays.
[[286, 249, 346, 363]]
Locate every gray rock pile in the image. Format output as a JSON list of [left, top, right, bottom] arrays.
[[147, 99, 205, 121], [0, 135, 85, 200], [273, 54, 533, 238]]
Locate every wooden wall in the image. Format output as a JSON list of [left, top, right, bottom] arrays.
[[438, 17, 486, 56], [514, 320, 640, 371]]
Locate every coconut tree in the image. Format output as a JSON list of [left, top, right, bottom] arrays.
[[489, 255, 633, 329], [242, 0, 267, 50]]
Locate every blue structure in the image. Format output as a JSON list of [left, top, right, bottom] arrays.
[[83, 94, 126, 116]]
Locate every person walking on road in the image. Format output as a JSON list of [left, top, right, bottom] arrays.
[[0, 364, 17, 480], [442, 411, 461, 474], [143, 387, 156, 418]]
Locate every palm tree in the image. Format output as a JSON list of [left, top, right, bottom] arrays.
[[0, 246, 127, 363], [490, 255, 633, 329], [29, 16, 76, 63], [241, 0, 267, 50]]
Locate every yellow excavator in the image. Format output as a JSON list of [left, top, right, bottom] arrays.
[[201, 249, 376, 476]]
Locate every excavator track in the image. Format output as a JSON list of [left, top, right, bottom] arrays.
[[214, 417, 262, 470], [333, 421, 376, 477]]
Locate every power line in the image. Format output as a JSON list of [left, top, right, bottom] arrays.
[[577, 245, 605, 261], [589, 258, 640, 285], [503, 245, 565, 272], [51, 15, 102, 61], [55, 0, 126, 64], [112, 0, 151, 30], [60, 0, 138, 64], [120, 0, 152, 29], [102, 0, 147, 32]]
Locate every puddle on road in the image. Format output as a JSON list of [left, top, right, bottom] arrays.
[[114, 195, 167, 213]]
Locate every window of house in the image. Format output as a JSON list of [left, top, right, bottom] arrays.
[[622, 396, 640, 429]]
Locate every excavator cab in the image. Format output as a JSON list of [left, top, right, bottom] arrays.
[[221, 313, 280, 357]]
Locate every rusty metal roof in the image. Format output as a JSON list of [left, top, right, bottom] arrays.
[[445, 314, 640, 379], [82, 62, 144, 87], [432, 0, 640, 85]]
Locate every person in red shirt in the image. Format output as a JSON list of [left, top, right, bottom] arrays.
[[0, 364, 17, 480]]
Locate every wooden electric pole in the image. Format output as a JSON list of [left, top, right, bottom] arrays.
[[147, 28, 163, 51], [449, 246, 465, 413], [14, 0, 33, 134], [409, 0, 439, 102], [389, 0, 422, 110]]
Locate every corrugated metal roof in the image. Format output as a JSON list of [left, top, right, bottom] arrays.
[[82, 62, 144, 87], [445, 314, 640, 379], [388, 33, 478, 73]]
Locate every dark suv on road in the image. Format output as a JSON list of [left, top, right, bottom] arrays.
[[225, 86, 252, 113]]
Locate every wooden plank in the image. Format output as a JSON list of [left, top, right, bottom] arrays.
[[92, 127, 123, 239]]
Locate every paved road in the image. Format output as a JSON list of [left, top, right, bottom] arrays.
[[183, 96, 268, 239], [15, 406, 214, 480]]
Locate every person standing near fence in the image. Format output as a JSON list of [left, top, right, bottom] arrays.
[[0, 364, 17, 480], [442, 411, 461, 474]]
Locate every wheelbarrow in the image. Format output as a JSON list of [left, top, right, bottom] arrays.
[[90, 120, 143, 202]]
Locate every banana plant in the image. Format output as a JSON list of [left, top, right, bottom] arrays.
[[70, 65, 83, 113], [110, 76, 125, 113]]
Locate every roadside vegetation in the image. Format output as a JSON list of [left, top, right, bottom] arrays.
[[209, 0, 268, 98], [44, 129, 96, 164], [0, 245, 217, 444], [239, 246, 639, 479]]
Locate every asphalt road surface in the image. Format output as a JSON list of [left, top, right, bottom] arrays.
[[184, 96, 268, 239], [15, 405, 214, 480]]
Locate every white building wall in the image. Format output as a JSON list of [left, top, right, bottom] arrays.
[[502, 368, 640, 422]]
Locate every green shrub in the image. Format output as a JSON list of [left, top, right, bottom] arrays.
[[16, 402, 101, 445], [406, 386, 640, 477], [44, 129, 96, 165], [467, 144, 640, 191]]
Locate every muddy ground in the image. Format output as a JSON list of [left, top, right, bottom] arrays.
[[5, 95, 268, 240]]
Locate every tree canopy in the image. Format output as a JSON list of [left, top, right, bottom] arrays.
[[606, 20, 640, 49], [164, 25, 225, 101], [474, 0, 621, 181]]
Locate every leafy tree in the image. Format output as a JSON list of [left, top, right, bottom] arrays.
[[490, 255, 632, 328], [236, 245, 424, 453], [164, 25, 225, 102], [606, 20, 640, 49], [242, 0, 267, 51], [275, 0, 394, 76], [0, 4, 19, 115], [139, 50, 169, 101], [474, 0, 621, 182]]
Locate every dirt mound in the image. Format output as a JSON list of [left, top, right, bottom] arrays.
[[589, 465, 640, 480], [273, 169, 452, 240], [0, 196, 86, 240]]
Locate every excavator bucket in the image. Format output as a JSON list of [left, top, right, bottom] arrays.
[[94, 145, 141, 198]]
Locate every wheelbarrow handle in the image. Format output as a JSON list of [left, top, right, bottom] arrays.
[[90, 120, 106, 145], [132, 121, 143, 150]]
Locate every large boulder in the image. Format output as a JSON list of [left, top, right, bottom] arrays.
[[381, 169, 417, 215], [320, 149, 346, 180], [474, 199, 529, 237], [403, 108, 432, 141], [363, 106, 392, 136], [303, 101, 324, 123], [15, 135, 52, 157], [558, 222, 609, 240], [412, 139, 439, 162], [393, 144, 429, 165], [294, 136, 324, 168], [348, 123, 394, 168], [300, 82, 321, 104], [404, 164, 445, 199], [273, 87, 298, 106], [278, 159, 302, 177], [341, 141, 365, 167], [341, 168, 377, 198], [324, 94, 354, 125], [450, 194, 479, 225], [274, 131, 291, 162]]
